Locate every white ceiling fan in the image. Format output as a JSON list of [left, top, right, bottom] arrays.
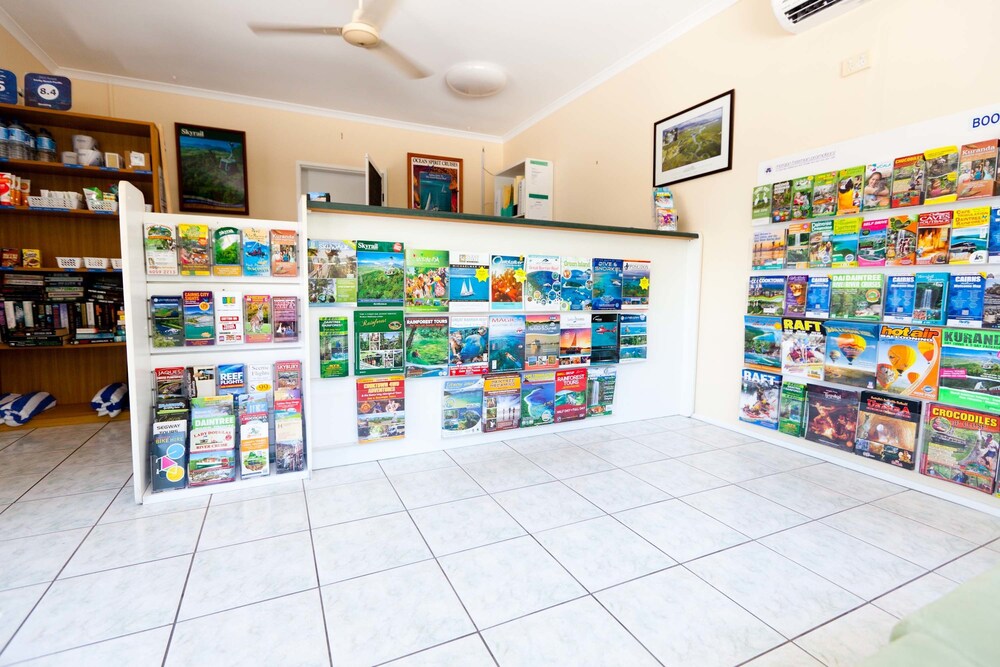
[[249, 0, 430, 79]]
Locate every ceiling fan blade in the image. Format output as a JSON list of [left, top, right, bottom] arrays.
[[371, 40, 430, 79], [358, 0, 398, 28], [249, 24, 343, 36]]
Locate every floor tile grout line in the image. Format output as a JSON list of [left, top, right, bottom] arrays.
[[867, 494, 1000, 546], [0, 454, 136, 661], [300, 480, 336, 667], [0, 624, 175, 666], [587, 593, 668, 667], [368, 632, 492, 667], [374, 458, 489, 665], [159, 492, 214, 667]]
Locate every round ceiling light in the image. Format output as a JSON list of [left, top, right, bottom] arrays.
[[445, 62, 507, 98]]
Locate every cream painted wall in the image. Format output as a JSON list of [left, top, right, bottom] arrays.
[[504, 0, 1000, 430], [0, 26, 502, 221]]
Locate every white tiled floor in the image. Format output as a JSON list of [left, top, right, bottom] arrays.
[[2, 417, 1000, 666]]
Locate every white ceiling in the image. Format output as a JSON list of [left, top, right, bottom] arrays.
[[0, 0, 734, 139]]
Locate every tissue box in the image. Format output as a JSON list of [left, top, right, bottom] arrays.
[[104, 153, 124, 169], [83, 257, 109, 270], [56, 257, 83, 270], [127, 151, 150, 169]]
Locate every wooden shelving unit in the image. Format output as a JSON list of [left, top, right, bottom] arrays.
[[0, 103, 163, 426]]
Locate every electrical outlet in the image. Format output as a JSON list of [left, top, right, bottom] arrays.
[[841, 50, 872, 77]]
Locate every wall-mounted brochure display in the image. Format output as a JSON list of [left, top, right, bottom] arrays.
[[144, 223, 300, 278], [745, 113, 1000, 500]]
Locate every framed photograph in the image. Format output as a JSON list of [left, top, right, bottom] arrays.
[[653, 90, 734, 187], [407, 153, 463, 212], [175, 123, 249, 215]]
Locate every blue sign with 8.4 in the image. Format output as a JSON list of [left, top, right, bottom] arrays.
[[0, 69, 16, 105], [25, 73, 72, 110]]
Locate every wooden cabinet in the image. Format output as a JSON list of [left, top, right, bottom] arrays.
[[0, 104, 163, 428]]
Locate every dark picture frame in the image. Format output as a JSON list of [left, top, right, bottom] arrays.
[[175, 123, 249, 215], [407, 153, 463, 213], [653, 89, 735, 187]]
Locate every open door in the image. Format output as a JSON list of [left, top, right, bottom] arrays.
[[365, 154, 386, 207]]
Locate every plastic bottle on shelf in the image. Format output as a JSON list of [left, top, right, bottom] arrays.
[[35, 128, 55, 162], [24, 128, 35, 161], [6, 119, 26, 160], [0, 119, 8, 159]]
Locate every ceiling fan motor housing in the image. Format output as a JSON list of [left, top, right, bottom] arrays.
[[342, 21, 379, 47]]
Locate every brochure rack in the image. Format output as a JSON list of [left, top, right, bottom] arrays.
[[119, 183, 312, 504]]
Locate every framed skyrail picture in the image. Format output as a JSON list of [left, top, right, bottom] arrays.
[[653, 89, 734, 187], [407, 153, 463, 213], [175, 123, 249, 215]]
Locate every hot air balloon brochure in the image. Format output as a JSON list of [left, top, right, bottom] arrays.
[[946, 273, 986, 327], [751, 184, 772, 222], [590, 313, 620, 365], [619, 313, 648, 362], [441, 376, 484, 437], [356, 240, 405, 307], [916, 211, 952, 265], [353, 309, 404, 376], [591, 258, 623, 310], [885, 215, 917, 266], [404, 315, 449, 378], [559, 312, 592, 366], [938, 328, 1000, 413], [405, 248, 449, 311], [875, 325, 941, 400], [790, 175, 813, 220], [811, 172, 838, 217], [855, 392, 921, 470], [784, 274, 808, 317], [829, 273, 884, 321], [883, 275, 916, 324], [448, 251, 490, 312], [448, 315, 489, 376], [525, 314, 560, 370], [747, 276, 786, 317], [587, 366, 617, 417], [778, 381, 807, 437], [622, 259, 651, 309], [753, 229, 786, 271], [949, 207, 991, 265], [858, 218, 888, 267], [554, 368, 588, 422], [307, 239, 357, 306], [739, 368, 781, 429], [913, 272, 949, 325], [521, 370, 556, 428], [808, 220, 834, 269], [805, 384, 860, 452], [831, 217, 861, 268], [921, 403, 999, 494], [560, 256, 593, 310], [483, 372, 521, 433], [318, 316, 349, 379], [356, 375, 405, 443], [242, 227, 270, 277], [177, 223, 211, 276], [490, 254, 525, 311], [823, 320, 880, 389], [524, 255, 563, 310], [785, 222, 811, 269], [488, 315, 526, 372], [744, 315, 782, 373], [780, 318, 825, 381], [805, 276, 831, 319]]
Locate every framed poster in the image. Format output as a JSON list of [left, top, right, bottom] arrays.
[[407, 153, 463, 212], [175, 123, 249, 215], [653, 89, 734, 187]]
